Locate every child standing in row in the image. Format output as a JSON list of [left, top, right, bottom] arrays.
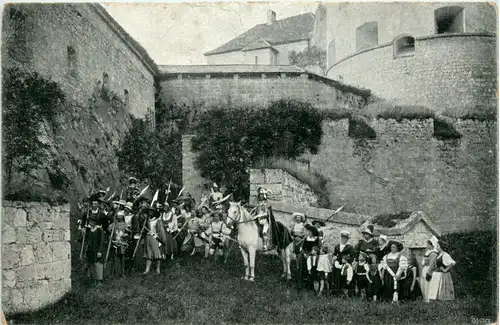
[[338, 254, 354, 298], [316, 246, 332, 297], [354, 252, 371, 300], [368, 254, 382, 301], [307, 246, 320, 294]]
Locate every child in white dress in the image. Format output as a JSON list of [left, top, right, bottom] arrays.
[[316, 246, 332, 297]]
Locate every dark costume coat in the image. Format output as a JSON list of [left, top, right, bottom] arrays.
[[86, 226, 105, 264]]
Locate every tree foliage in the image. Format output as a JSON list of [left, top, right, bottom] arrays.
[[2, 67, 66, 186], [191, 100, 323, 200], [288, 46, 327, 74], [117, 116, 182, 190]]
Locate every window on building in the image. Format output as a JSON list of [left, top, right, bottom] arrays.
[[7, 8, 29, 61], [394, 36, 415, 56], [67, 46, 77, 76], [102, 72, 109, 91], [255, 56, 258, 65], [124, 89, 129, 108], [434, 6, 464, 34], [356, 22, 378, 51]]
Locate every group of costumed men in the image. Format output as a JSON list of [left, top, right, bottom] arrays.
[[77, 178, 234, 285], [77, 179, 450, 304]]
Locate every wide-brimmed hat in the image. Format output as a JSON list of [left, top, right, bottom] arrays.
[[340, 230, 351, 238], [343, 254, 354, 264], [213, 183, 219, 189], [361, 224, 374, 236], [378, 234, 388, 243], [113, 200, 127, 206], [388, 240, 404, 252], [128, 177, 138, 184], [428, 235, 439, 249], [292, 212, 305, 222], [96, 190, 107, 197], [304, 224, 319, 237], [124, 202, 134, 211], [358, 251, 369, 260], [312, 220, 325, 228]]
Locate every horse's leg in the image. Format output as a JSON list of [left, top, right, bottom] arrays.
[[280, 249, 287, 279], [248, 247, 256, 282], [240, 247, 250, 280], [285, 244, 293, 280]]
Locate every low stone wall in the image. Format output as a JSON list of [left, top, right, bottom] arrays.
[[249, 169, 319, 207], [2, 201, 71, 314]]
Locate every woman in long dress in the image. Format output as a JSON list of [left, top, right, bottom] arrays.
[[379, 240, 408, 302], [421, 236, 439, 302], [427, 239, 456, 301], [143, 207, 168, 274]]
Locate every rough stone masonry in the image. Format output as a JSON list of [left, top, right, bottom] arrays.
[[2, 201, 71, 314]]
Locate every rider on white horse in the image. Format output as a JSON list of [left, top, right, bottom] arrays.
[[254, 187, 273, 251]]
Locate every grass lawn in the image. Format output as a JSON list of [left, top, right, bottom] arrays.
[[7, 248, 496, 325]]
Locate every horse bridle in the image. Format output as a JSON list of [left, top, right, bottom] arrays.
[[226, 204, 256, 226]]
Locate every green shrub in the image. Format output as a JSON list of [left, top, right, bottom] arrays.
[[117, 116, 182, 189], [371, 211, 413, 228], [365, 99, 435, 121], [434, 118, 462, 140], [442, 231, 495, 305], [191, 100, 324, 200], [348, 116, 376, 139], [255, 157, 331, 209], [2, 67, 66, 189]]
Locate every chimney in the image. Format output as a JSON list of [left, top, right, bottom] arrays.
[[267, 10, 276, 25]]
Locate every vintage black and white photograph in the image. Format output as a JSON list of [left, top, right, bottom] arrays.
[[1, 1, 498, 324]]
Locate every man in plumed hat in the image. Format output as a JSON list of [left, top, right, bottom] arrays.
[[85, 212, 106, 285], [209, 183, 223, 208], [254, 187, 273, 250], [126, 177, 140, 202], [108, 206, 131, 277]]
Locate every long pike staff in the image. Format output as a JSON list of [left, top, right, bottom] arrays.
[[165, 179, 172, 205], [132, 185, 151, 258], [79, 183, 94, 262], [104, 205, 117, 268]]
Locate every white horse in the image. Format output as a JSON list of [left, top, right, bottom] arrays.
[[226, 201, 294, 282]]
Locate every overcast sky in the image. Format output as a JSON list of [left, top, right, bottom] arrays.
[[101, 2, 319, 65]]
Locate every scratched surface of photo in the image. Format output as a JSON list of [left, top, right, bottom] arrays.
[[1, 2, 497, 325]]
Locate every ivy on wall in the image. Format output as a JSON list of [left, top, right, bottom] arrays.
[[116, 116, 182, 190], [191, 99, 324, 201], [2, 68, 66, 190]]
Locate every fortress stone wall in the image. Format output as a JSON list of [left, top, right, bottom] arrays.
[[2, 201, 71, 314], [158, 67, 370, 113], [2, 3, 156, 119], [300, 118, 497, 231], [322, 2, 497, 115]]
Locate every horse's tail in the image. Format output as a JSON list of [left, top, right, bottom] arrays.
[[268, 207, 293, 250]]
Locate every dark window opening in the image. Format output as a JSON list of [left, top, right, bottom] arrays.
[[435, 6, 464, 34], [124, 89, 129, 108], [394, 36, 415, 56], [102, 72, 109, 91], [67, 46, 77, 76], [356, 22, 378, 51], [255, 56, 258, 65]]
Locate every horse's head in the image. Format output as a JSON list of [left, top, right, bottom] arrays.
[[226, 201, 242, 227]]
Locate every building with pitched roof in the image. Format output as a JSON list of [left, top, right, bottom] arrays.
[[204, 10, 315, 65]]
